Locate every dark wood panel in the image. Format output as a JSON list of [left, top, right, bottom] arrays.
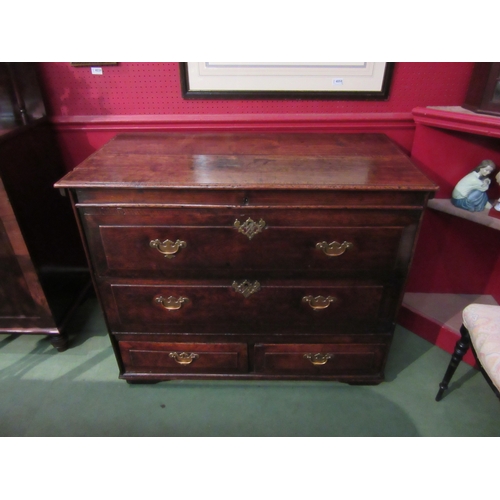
[[0, 117, 91, 347], [0, 176, 57, 333], [75, 188, 430, 207], [0, 120, 86, 268], [82, 206, 422, 226], [0, 218, 38, 317]]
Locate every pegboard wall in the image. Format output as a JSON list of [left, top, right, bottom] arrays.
[[37, 62, 475, 117]]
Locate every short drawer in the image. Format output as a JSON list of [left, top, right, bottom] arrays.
[[119, 341, 248, 374], [254, 343, 387, 376], [104, 281, 385, 334]]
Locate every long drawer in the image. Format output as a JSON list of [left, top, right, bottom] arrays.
[[98, 225, 404, 276], [101, 280, 385, 334]]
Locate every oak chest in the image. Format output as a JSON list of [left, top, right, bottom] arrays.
[[56, 133, 437, 384]]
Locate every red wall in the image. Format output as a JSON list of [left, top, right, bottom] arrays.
[[36, 62, 475, 170], [38, 62, 474, 116]]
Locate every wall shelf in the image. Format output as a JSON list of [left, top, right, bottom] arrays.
[[412, 106, 500, 138], [427, 198, 500, 231], [398, 106, 500, 362]]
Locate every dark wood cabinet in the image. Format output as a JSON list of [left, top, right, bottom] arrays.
[[56, 132, 437, 382], [0, 174, 58, 335], [0, 120, 91, 350], [463, 62, 500, 117], [0, 62, 90, 350]]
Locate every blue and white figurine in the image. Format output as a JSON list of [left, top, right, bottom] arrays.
[[451, 160, 496, 212]]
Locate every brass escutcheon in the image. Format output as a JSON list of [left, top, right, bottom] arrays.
[[304, 353, 333, 366], [232, 280, 261, 298], [169, 352, 199, 365], [155, 295, 189, 311], [302, 295, 336, 310], [316, 241, 353, 257], [234, 217, 266, 240], [150, 238, 187, 258]]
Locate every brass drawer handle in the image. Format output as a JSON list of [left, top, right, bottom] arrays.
[[150, 238, 186, 258], [234, 217, 266, 240], [155, 295, 189, 311], [302, 295, 336, 310], [169, 352, 199, 365], [316, 241, 353, 257], [304, 353, 333, 366]]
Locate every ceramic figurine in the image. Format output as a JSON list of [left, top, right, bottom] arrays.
[[451, 159, 496, 212]]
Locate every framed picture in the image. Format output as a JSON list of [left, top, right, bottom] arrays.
[[180, 62, 394, 100], [71, 63, 118, 67]]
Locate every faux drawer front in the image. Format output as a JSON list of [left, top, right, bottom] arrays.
[[254, 343, 386, 375], [119, 341, 248, 374], [97, 224, 404, 276], [107, 282, 384, 334]]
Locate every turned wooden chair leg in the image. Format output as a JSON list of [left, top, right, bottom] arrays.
[[435, 325, 471, 401]]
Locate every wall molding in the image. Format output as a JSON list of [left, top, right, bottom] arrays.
[[50, 112, 415, 132], [413, 106, 500, 138]]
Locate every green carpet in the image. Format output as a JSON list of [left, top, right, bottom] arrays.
[[0, 295, 498, 437]]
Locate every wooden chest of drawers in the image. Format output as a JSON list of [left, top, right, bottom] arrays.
[[56, 132, 437, 384]]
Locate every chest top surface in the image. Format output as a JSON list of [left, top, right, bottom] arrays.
[[55, 133, 437, 192]]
